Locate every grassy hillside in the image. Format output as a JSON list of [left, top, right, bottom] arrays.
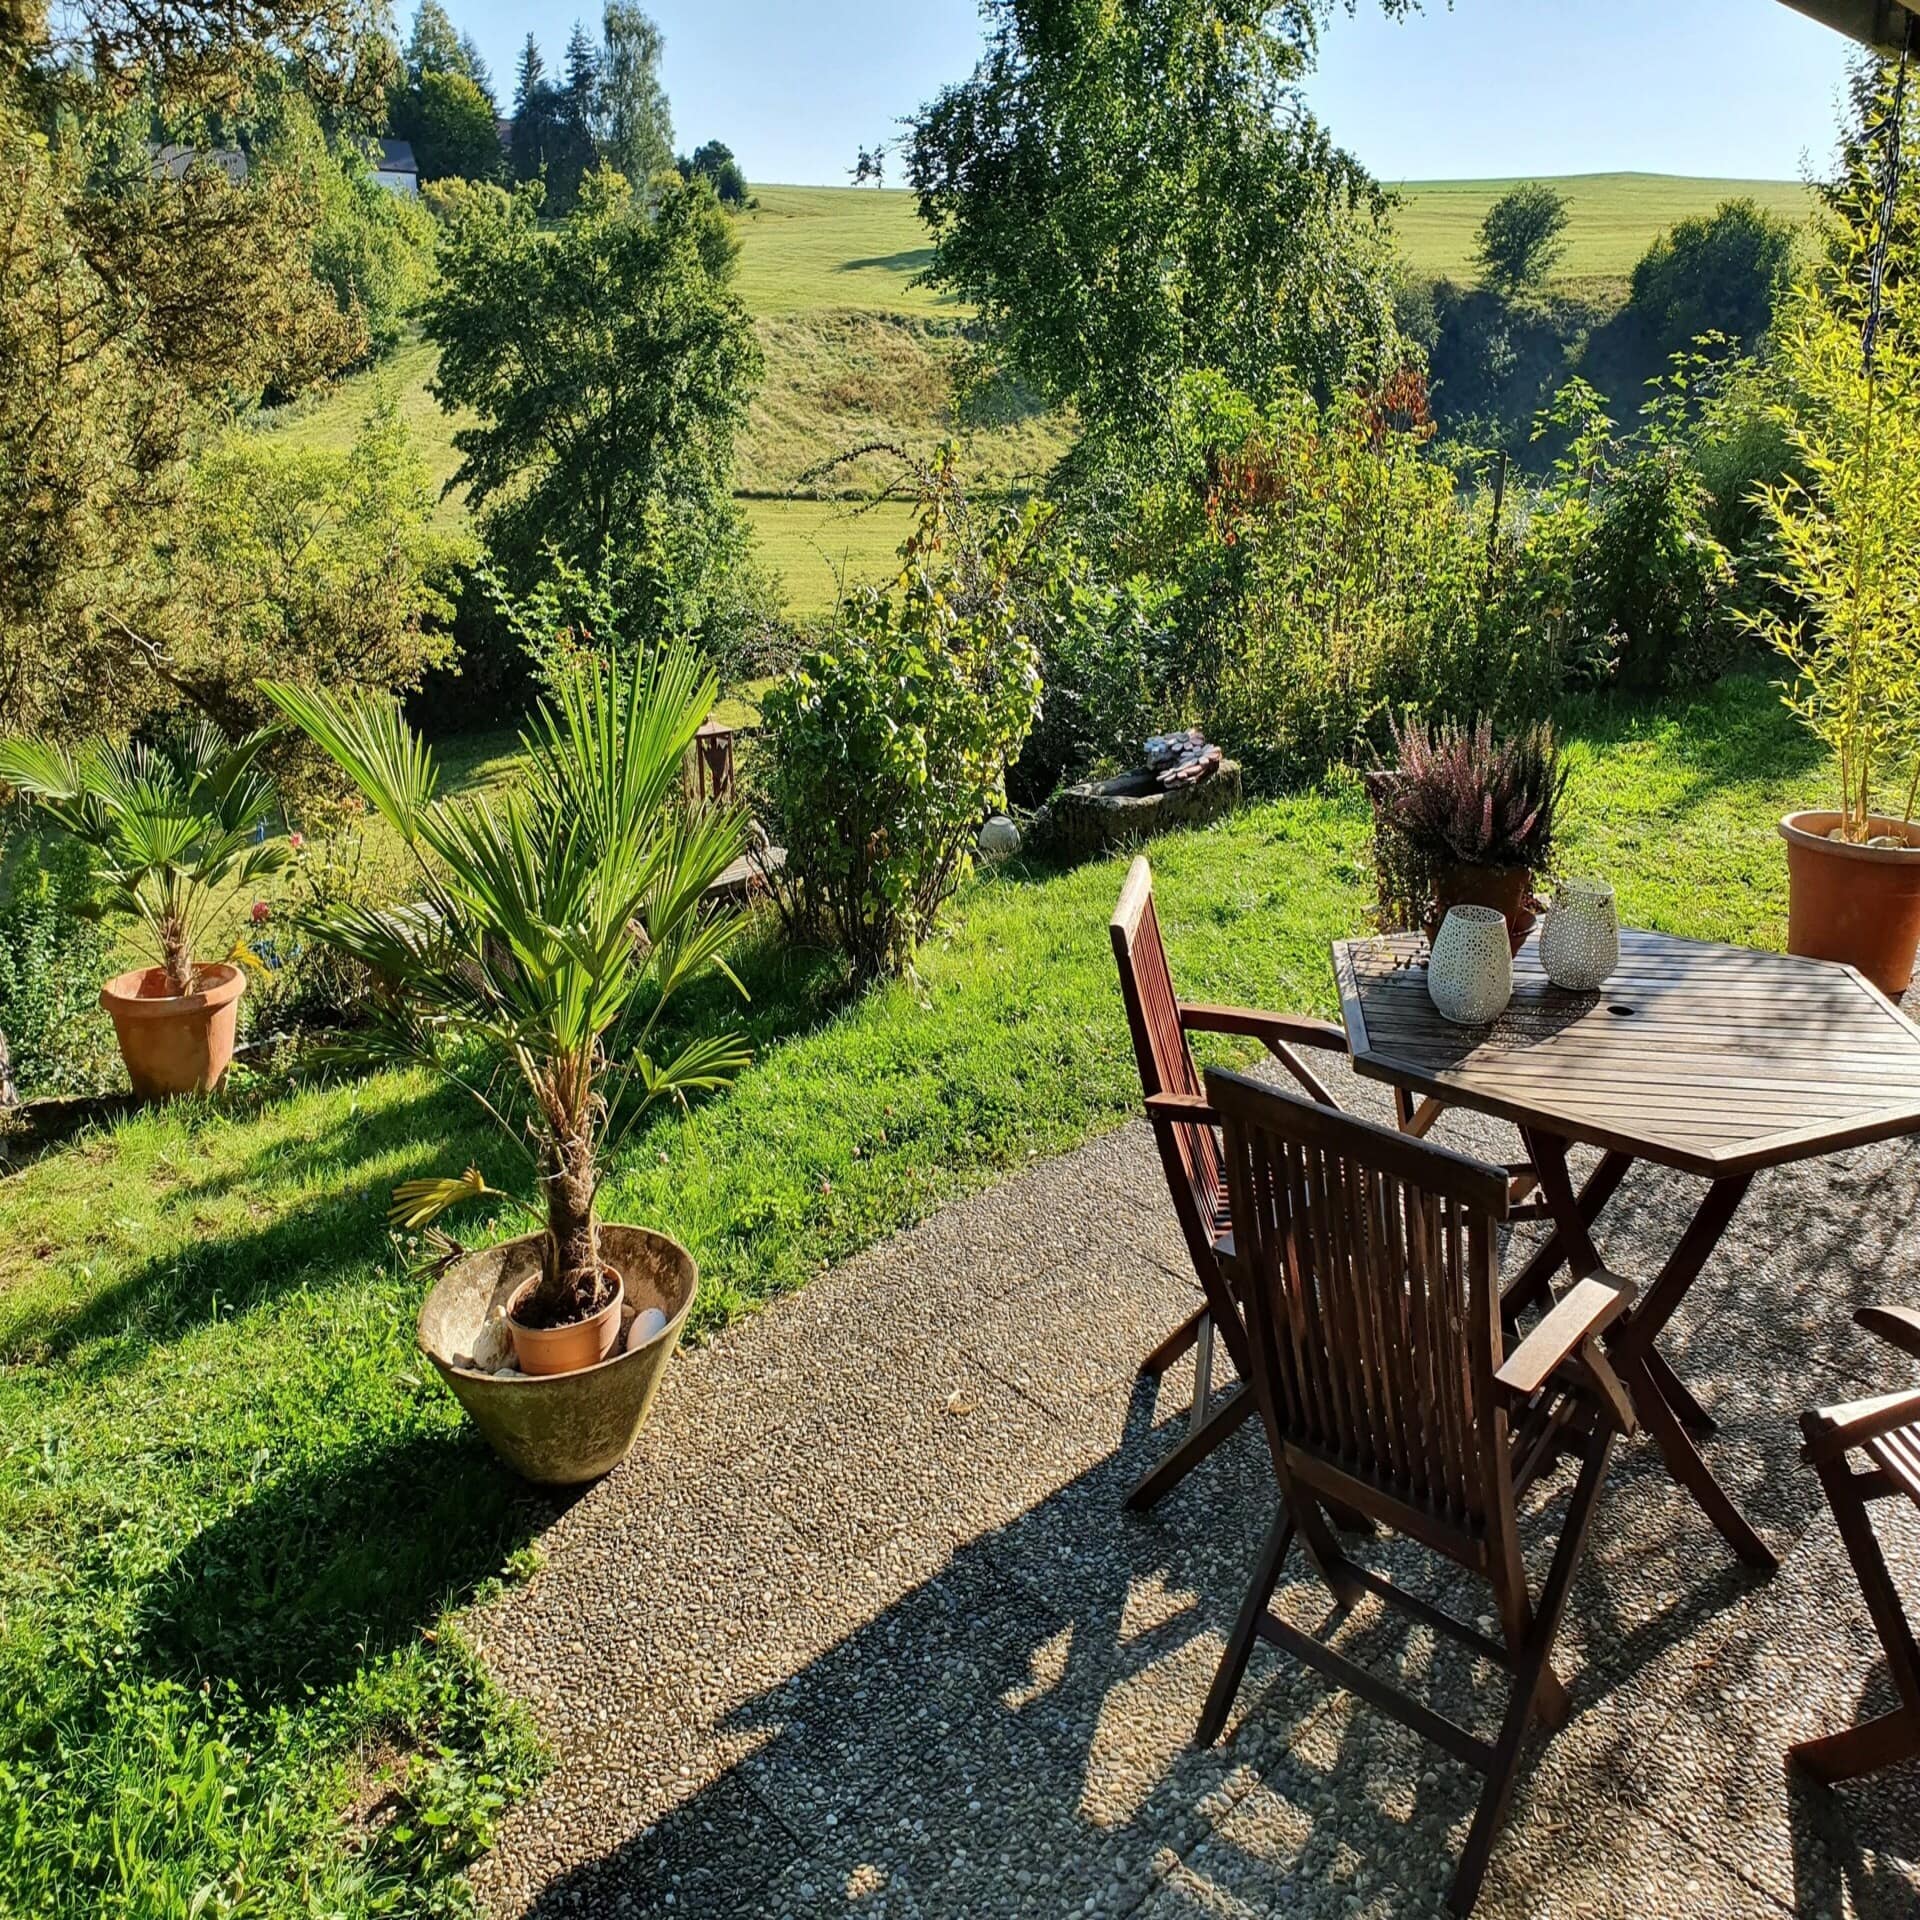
[[256, 176, 1815, 616], [1388, 171, 1815, 290]]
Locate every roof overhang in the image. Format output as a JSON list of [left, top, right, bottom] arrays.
[[1779, 0, 1920, 50]]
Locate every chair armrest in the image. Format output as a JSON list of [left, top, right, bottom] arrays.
[[1857, 1304, 1920, 1361], [1495, 1274, 1637, 1400], [1801, 1386, 1920, 1464], [1179, 1003, 1350, 1054], [1143, 1090, 1219, 1129]]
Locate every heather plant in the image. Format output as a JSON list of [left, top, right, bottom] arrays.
[[1380, 715, 1566, 872]]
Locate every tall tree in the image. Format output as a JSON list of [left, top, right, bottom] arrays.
[[689, 138, 746, 206], [458, 31, 497, 108], [411, 68, 503, 181], [563, 19, 600, 130], [404, 0, 464, 82], [0, 0, 381, 739], [513, 31, 547, 112], [600, 2, 674, 183], [1472, 182, 1572, 297], [907, 0, 1408, 446], [424, 171, 762, 638]]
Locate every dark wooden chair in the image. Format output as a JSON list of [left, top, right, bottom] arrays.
[[1196, 1066, 1638, 1915], [1790, 1303, 1920, 1785], [1110, 856, 1353, 1511]]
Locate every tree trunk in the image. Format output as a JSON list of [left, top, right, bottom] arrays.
[[0, 1027, 15, 1108], [538, 1125, 602, 1322], [159, 916, 193, 996]]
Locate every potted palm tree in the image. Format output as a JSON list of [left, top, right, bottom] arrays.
[[1753, 65, 1920, 996], [261, 640, 752, 1484], [0, 722, 287, 1098], [1376, 716, 1565, 953]]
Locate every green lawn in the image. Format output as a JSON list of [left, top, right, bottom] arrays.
[[0, 672, 1829, 1916]]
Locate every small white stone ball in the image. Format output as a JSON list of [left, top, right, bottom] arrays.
[[977, 814, 1021, 861], [627, 1305, 669, 1352]]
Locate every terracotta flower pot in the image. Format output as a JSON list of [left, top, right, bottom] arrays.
[[417, 1226, 696, 1484], [99, 963, 245, 1100], [505, 1269, 625, 1376], [1779, 811, 1920, 997], [1425, 863, 1538, 956]]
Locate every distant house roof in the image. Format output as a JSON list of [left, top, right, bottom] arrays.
[[376, 139, 418, 178], [148, 142, 248, 184]]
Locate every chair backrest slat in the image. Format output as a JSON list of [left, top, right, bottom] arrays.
[[1111, 858, 1222, 1264], [1208, 1066, 1512, 1537]]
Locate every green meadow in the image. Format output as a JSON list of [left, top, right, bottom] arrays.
[[257, 176, 1815, 616]]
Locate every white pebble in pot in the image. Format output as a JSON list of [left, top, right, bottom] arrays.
[[627, 1305, 668, 1352]]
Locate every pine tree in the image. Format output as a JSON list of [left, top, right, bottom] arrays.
[[405, 0, 463, 83], [563, 20, 600, 132], [458, 32, 497, 112], [513, 32, 546, 114]]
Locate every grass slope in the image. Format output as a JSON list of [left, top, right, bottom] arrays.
[[0, 673, 1824, 1915], [260, 176, 1810, 616], [1388, 171, 1816, 290]]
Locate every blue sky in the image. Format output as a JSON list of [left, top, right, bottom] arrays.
[[448, 0, 1858, 189]]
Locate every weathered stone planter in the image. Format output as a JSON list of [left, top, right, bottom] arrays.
[[418, 1225, 696, 1485], [1031, 761, 1242, 862]]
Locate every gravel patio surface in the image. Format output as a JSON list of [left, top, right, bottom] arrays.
[[468, 1054, 1920, 1919]]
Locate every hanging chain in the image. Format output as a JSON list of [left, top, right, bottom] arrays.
[[1862, 10, 1916, 377]]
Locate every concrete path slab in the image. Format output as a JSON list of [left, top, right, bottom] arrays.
[[469, 1054, 1920, 1919]]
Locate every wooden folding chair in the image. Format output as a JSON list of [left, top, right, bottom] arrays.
[[1110, 856, 1353, 1511], [1197, 1067, 1639, 1915], [1791, 1304, 1920, 1784]]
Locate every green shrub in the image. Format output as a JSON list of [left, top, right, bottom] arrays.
[[1100, 373, 1566, 783], [241, 829, 416, 1046], [1008, 555, 1177, 807], [762, 462, 1044, 981], [0, 835, 116, 1097]]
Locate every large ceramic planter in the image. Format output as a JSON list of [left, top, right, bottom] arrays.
[[1780, 811, 1920, 997], [99, 963, 245, 1100], [417, 1225, 696, 1485], [1426, 863, 1537, 955]]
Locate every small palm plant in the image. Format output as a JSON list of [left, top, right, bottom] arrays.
[[0, 721, 287, 995], [260, 641, 752, 1329]]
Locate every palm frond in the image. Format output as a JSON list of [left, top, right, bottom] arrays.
[[258, 681, 439, 840], [388, 1166, 509, 1231]]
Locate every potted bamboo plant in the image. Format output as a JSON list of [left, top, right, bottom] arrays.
[[1753, 65, 1920, 996], [0, 722, 287, 1098], [261, 640, 751, 1483], [1377, 716, 1566, 953]]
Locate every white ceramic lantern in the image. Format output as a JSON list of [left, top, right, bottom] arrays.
[[1428, 904, 1514, 1025], [1539, 877, 1618, 991]]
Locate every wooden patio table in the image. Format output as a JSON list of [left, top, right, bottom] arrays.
[[1331, 927, 1920, 1576]]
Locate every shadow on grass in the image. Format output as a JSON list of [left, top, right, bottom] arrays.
[[25, 1080, 490, 1370], [836, 247, 936, 276], [1556, 669, 1828, 802], [136, 1429, 569, 1708]]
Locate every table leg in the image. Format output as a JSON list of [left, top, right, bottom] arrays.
[[1522, 1132, 1776, 1574], [1504, 1139, 1631, 1318]]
